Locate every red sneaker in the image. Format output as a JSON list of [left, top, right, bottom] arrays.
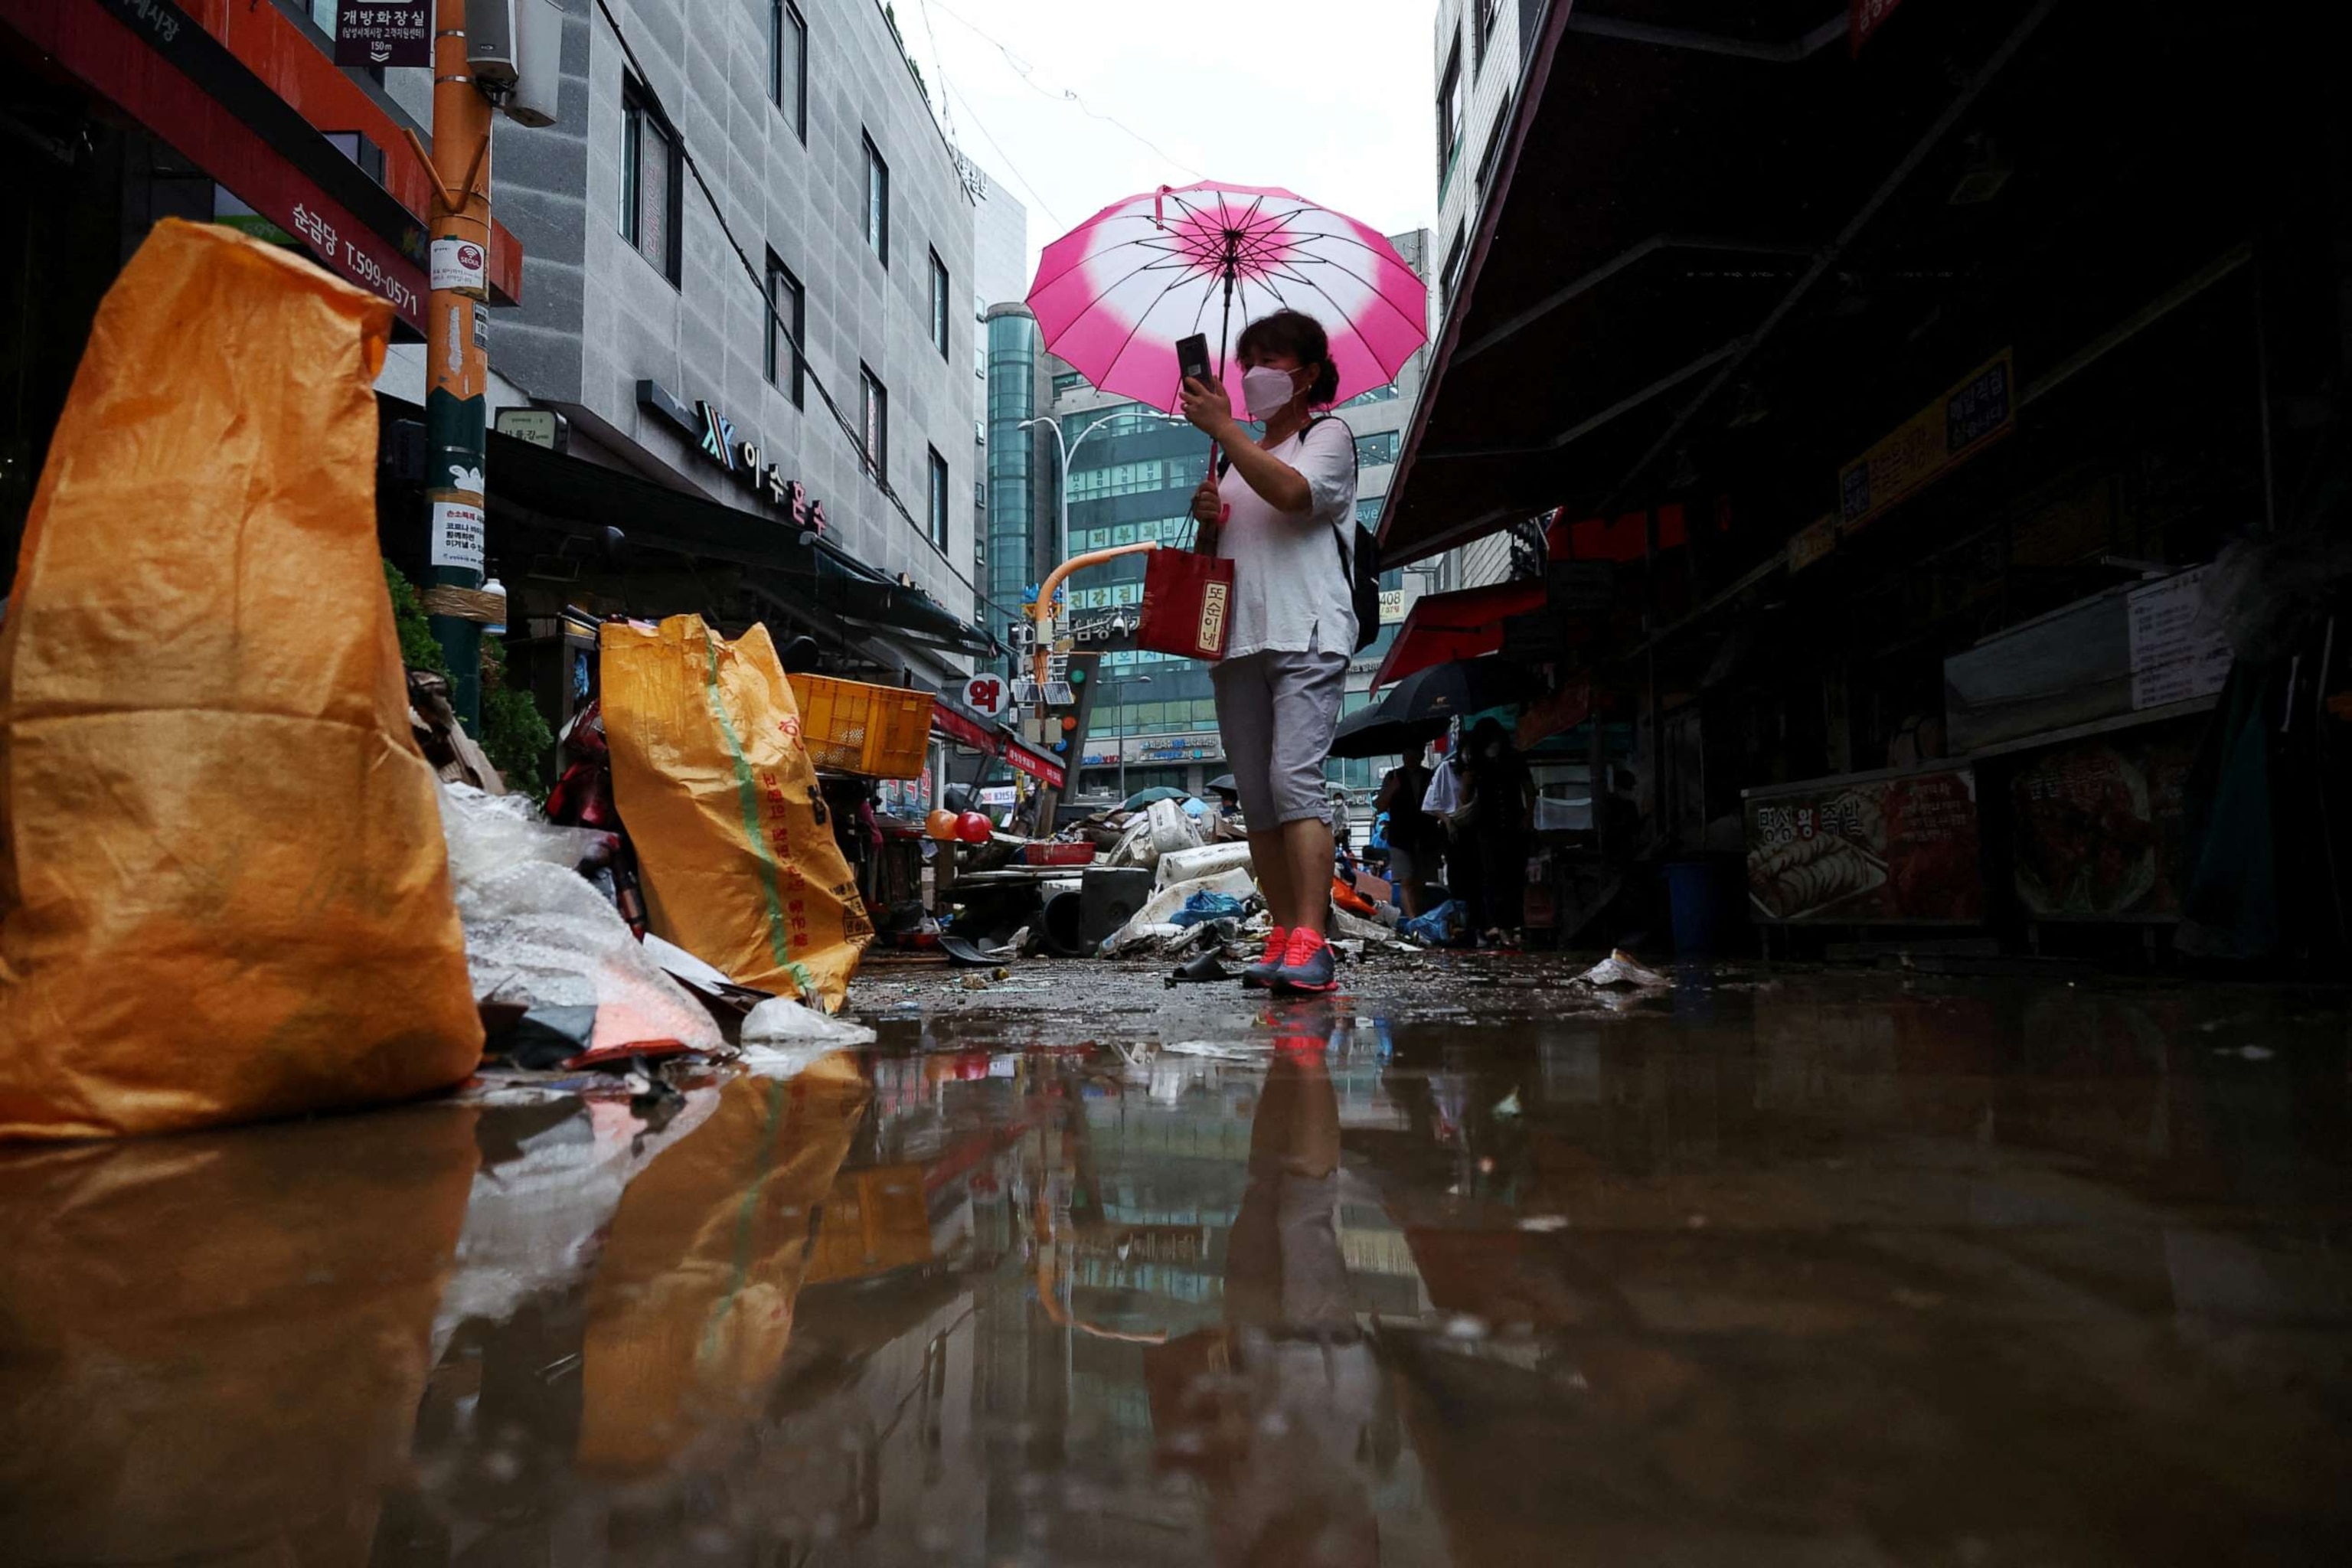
[[1240, 926, 1290, 989], [1271, 927, 1338, 995]]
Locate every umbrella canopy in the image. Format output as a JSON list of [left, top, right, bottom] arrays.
[[1373, 580, 1549, 690], [1205, 774, 1239, 796], [1329, 704, 1446, 761], [1121, 786, 1191, 812], [1378, 658, 1538, 727], [1028, 181, 1429, 414]]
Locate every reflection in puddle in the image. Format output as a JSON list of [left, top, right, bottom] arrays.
[[2, 973, 2348, 1563]]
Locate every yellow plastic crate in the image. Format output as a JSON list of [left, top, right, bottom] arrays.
[[787, 673, 933, 779]]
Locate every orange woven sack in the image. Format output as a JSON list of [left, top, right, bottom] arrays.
[[0, 220, 483, 1140], [599, 616, 874, 1012]]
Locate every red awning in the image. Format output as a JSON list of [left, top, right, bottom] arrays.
[[931, 701, 1067, 789], [1372, 580, 1547, 690]]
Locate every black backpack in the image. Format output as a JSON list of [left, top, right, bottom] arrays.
[[1219, 415, 1382, 655]]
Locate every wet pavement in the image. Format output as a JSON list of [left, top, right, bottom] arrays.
[[3, 956, 2350, 1566]]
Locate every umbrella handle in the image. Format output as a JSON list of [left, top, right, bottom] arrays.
[[1154, 184, 1171, 230]]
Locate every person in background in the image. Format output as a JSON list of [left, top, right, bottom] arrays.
[[1180, 309, 1359, 995], [1375, 749, 1436, 917], [1459, 718, 1535, 947], [857, 789, 885, 909]]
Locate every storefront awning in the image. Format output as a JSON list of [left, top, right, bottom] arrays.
[[7, 0, 524, 330], [1379, 0, 2090, 567], [484, 430, 996, 659], [1372, 580, 1547, 691]]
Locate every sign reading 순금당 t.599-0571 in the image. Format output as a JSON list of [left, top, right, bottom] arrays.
[[335, 3, 431, 70]]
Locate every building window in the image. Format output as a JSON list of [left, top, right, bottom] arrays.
[[927, 447, 951, 550], [1051, 370, 1087, 396], [1475, 0, 1500, 67], [621, 77, 680, 283], [929, 250, 950, 358], [1439, 224, 1468, 314], [1354, 430, 1400, 469], [764, 251, 805, 407], [1337, 382, 1400, 410], [1436, 42, 1464, 196], [860, 366, 887, 481], [862, 132, 890, 266], [1477, 94, 1513, 193], [770, 2, 807, 139]]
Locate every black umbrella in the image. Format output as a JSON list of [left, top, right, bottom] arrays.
[[1205, 774, 1239, 796], [1377, 657, 1537, 724], [1329, 704, 1446, 760]]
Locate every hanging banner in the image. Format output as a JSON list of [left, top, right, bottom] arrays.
[[1838, 348, 2014, 534], [334, 2, 431, 68], [1003, 737, 1067, 789]]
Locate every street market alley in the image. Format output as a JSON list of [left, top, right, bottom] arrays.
[[2, 959, 2347, 1565]]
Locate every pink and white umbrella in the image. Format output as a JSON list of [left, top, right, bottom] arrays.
[[1027, 180, 1429, 414]]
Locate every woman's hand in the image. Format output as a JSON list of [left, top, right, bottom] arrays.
[[1179, 374, 1237, 440], [1190, 476, 1224, 526]]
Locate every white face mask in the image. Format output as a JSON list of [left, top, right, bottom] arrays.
[[1241, 364, 1302, 420]]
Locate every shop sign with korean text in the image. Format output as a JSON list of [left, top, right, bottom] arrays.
[[2125, 566, 2233, 709], [1746, 766, 1983, 923], [1786, 514, 1839, 573], [1838, 348, 2014, 534], [335, 3, 430, 69]]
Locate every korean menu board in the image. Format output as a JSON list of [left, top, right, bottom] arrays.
[[1746, 766, 1984, 923]]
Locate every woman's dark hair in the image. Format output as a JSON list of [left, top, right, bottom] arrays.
[[1236, 309, 1340, 407]]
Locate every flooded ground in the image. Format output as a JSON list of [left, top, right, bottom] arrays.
[[3, 956, 2349, 1565]]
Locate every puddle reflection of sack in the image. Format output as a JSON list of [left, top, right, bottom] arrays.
[[0, 1105, 479, 1563], [575, 1058, 866, 1478]]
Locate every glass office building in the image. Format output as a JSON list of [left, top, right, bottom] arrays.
[[984, 305, 1041, 637]]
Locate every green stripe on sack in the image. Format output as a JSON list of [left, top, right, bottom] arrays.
[[702, 633, 795, 972]]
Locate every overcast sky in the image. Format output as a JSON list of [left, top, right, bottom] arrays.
[[897, 0, 1439, 284]]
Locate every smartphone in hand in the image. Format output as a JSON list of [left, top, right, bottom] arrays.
[[1176, 332, 1212, 390]]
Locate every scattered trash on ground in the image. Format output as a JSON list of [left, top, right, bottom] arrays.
[[1575, 949, 1672, 989]]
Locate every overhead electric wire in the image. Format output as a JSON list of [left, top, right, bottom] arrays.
[[926, 0, 1205, 180], [589, 0, 995, 623], [942, 77, 1063, 231]]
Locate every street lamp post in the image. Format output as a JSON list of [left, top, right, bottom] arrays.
[[1116, 674, 1152, 801], [1019, 409, 1187, 576]]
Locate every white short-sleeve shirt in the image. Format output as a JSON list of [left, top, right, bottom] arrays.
[[1213, 417, 1358, 660]]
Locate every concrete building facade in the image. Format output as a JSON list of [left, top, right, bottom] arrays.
[[1433, 0, 1550, 591], [489, 0, 983, 681]]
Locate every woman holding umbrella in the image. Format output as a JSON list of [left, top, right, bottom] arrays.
[[1179, 309, 1358, 995]]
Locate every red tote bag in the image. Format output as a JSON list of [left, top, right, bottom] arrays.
[[1135, 544, 1234, 661], [1135, 456, 1233, 661]]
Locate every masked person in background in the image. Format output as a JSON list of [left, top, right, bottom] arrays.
[[1181, 310, 1358, 995]]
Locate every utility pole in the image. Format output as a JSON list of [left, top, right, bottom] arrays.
[[422, 0, 495, 724]]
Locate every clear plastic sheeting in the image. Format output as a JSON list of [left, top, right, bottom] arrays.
[[438, 784, 722, 1056]]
